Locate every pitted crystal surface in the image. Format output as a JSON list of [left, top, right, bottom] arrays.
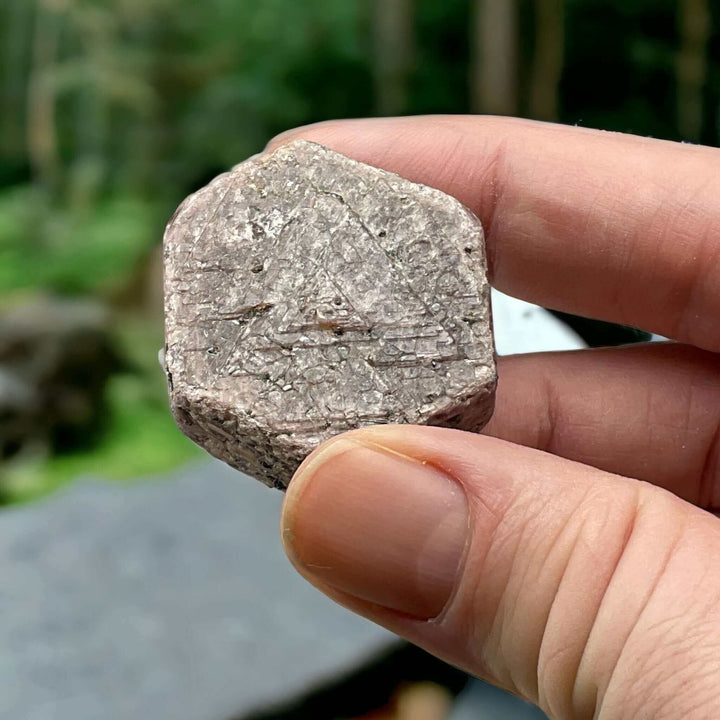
[[164, 140, 496, 489]]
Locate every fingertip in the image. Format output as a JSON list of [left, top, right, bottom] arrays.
[[281, 436, 358, 548], [265, 118, 380, 152], [264, 116, 467, 171], [280, 426, 470, 619], [264, 121, 322, 151]]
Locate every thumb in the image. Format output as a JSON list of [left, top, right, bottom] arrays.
[[281, 425, 720, 720]]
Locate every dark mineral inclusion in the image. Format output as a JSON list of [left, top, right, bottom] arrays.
[[163, 140, 496, 490]]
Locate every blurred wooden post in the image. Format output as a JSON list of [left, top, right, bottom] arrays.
[[677, 0, 711, 141], [529, 0, 565, 121], [373, 0, 415, 116], [27, 0, 62, 193], [470, 0, 519, 115]]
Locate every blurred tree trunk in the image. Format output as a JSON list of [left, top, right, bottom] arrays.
[[677, 0, 710, 141], [529, 0, 565, 121], [372, 0, 415, 116], [70, 3, 112, 210], [27, 0, 62, 193], [470, 0, 519, 115], [2, 0, 33, 158]]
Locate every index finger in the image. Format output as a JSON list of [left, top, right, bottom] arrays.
[[268, 116, 720, 352]]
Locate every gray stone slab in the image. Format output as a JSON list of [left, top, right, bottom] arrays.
[[0, 462, 393, 720]]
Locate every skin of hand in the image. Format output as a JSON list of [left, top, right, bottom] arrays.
[[268, 117, 720, 720]]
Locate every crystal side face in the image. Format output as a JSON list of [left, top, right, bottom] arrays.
[[163, 140, 496, 489]]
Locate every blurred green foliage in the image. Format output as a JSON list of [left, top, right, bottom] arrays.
[[3, 318, 199, 503], [0, 0, 717, 499], [0, 187, 155, 294]]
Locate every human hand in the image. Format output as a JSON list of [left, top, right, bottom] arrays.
[[270, 117, 720, 719]]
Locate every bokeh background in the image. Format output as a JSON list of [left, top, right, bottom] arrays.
[[1, 0, 718, 501], [0, 1, 717, 718]]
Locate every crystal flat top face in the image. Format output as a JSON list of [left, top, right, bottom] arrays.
[[164, 140, 495, 487]]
